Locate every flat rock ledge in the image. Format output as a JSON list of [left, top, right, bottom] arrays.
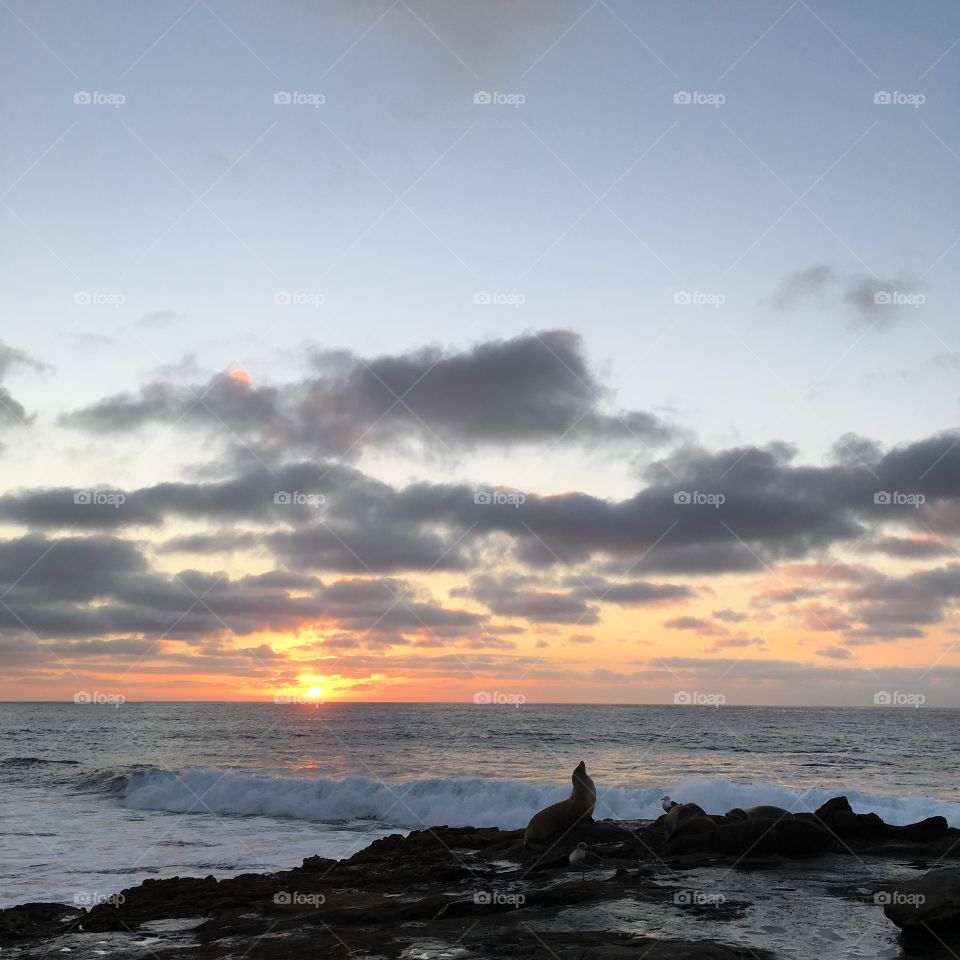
[[4, 796, 959, 958]]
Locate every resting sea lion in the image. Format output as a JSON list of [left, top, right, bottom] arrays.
[[663, 801, 716, 839], [725, 804, 793, 821], [523, 760, 596, 849]]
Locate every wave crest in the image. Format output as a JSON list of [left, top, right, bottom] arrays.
[[122, 769, 960, 829]]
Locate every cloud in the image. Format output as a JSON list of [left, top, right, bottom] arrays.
[[664, 616, 729, 636], [771, 264, 835, 308], [0, 341, 47, 431], [569, 578, 695, 605], [770, 264, 921, 326], [816, 646, 853, 660], [59, 330, 675, 455], [707, 635, 765, 650], [867, 535, 953, 559], [457, 574, 600, 625], [0, 534, 488, 646], [712, 608, 748, 622]]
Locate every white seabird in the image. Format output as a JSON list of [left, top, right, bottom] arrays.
[[568, 841, 600, 879]]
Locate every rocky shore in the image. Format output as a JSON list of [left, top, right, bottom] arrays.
[[4, 796, 960, 959]]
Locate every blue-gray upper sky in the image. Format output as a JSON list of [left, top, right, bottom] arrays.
[[1, 0, 959, 702]]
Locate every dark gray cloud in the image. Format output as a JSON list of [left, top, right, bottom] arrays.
[[772, 264, 836, 308], [4, 429, 960, 586], [840, 563, 960, 642], [59, 330, 675, 455], [713, 607, 748, 622], [456, 574, 600, 625], [0, 534, 488, 647], [816, 646, 854, 660], [574, 579, 695, 605], [770, 264, 922, 326], [0, 341, 47, 431], [867, 535, 953, 559], [664, 616, 729, 636]]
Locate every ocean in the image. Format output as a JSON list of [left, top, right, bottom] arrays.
[[2, 701, 958, 909]]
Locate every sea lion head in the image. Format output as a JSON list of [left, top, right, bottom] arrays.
[[573, 760, 587, 782]]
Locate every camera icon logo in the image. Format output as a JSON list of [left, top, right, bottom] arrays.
[[74, 491, 92, 505], [874, 691, 892, 705], [473, 890, 492, 904], [873, 491, 891, 505], [473, 691, 492, 704], [274, 91, 292, 105], [73, 91, 92, 105], [274, 891, 292, 904], [874, 91, 892, 105], [673, 91, 692, 104], [874, 291, 892, 305], [674, 691, 692, 705], [473, 489, 492, 504], [274, 491, 292, 505], [673, 491, 691, 505], [473, 91, 492, 105]]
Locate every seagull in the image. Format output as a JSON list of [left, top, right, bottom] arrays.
[[661, 796, 675, 813], [568, 841, 600, 880]]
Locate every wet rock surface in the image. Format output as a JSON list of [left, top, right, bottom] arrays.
[[3, 797, 959, 959]]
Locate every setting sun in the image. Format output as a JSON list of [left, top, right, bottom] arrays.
[[306, 686, 324, 699]]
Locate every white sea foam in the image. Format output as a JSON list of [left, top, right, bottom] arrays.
[[124, 768, 960, 828]]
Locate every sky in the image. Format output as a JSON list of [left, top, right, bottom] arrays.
[[1, 0, 959, 704]]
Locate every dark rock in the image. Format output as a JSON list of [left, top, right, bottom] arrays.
[[881, 867, 960, 931], [0, 902, 83, 941]]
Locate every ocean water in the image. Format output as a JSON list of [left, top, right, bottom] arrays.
[[2, 702, 958, 908]]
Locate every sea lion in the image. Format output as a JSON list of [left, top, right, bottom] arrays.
[[725, 805, 793, 821], [663, 801, 716, 840], [523, 760, 596, 849]]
